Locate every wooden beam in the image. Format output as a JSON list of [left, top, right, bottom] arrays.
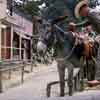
[[10, 26, 13, 60], [0, 22, 1, 59], [19, 34, 22, 60]]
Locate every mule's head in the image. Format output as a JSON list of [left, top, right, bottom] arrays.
[[37, 23, 54, 52]]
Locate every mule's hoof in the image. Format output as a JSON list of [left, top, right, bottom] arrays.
[[79, 88, 84, 91], [69, 92, 73, 96], [60, 94, 65, 97], [79, 85, 84, 91], [68, 88, 73, 96]]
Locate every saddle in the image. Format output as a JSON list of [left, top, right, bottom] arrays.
[[82, 40, 93, 59], [75, 38, 95, 59]]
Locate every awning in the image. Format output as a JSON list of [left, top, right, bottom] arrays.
[[14, 28, 31, 40]]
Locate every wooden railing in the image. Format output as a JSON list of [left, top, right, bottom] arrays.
[[0, 59, 33, 93]]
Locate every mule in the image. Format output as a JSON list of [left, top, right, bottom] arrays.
[[37, 21, 99, 96]]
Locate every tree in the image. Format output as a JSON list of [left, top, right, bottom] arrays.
[[40, 0, 95, 22], [41, 0, 69, 19], [17, 0, 40, 16], [39, 0, 80, 32]]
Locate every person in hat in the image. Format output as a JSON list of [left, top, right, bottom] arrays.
[[74, 0, 100, 86], [75, 0, 100, 33], [68, 22, 77, 34]]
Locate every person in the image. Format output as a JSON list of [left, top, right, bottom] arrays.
[[68, 22, 78, 36], [74, 0, 100, 86], [68, 22, 90, 44], [68, 22, 87, 58], [67, 22, 84, 45], [74, 0, 100, 33], [85, 25, 96, 39]]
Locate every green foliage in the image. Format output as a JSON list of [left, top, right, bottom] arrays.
[[41, 0, 69, 19], [41, 0, 92, 23], [17, 0, 40, 16], [40, 0, 80, 33]]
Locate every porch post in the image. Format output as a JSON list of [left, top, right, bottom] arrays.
[[31, 39, 32, 61], [4, 26, 6, 59], [0, 22, 1, 60], [0, 23, 2, 91], [10, 26, 13, 60], [19, 34, 22, 60]]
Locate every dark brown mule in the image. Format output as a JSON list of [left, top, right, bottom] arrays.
[[37, 17, 99, 96]]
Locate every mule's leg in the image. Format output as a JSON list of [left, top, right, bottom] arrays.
[[78, 57, 84, 91], [58, 63, 65, 96], [68, 64, 73, 96], [87, 60, 96, 81], [80, 67, 84, 91]]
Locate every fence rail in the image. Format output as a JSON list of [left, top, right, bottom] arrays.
[[0, 59, 33, 93]]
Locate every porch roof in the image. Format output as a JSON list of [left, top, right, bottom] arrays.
[[2, 15, 32, 39], [14, 27, 31, 40]]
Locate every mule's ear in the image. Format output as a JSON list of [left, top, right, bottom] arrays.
[[51, 15, 68, 25]]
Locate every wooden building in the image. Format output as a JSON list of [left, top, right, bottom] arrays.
[[0, 0, 33, 60]]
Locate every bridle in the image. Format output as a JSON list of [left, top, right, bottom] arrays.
[[38, 20, 77, 60]]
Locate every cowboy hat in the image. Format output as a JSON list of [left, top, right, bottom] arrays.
[[74, 0, 88, 19]]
